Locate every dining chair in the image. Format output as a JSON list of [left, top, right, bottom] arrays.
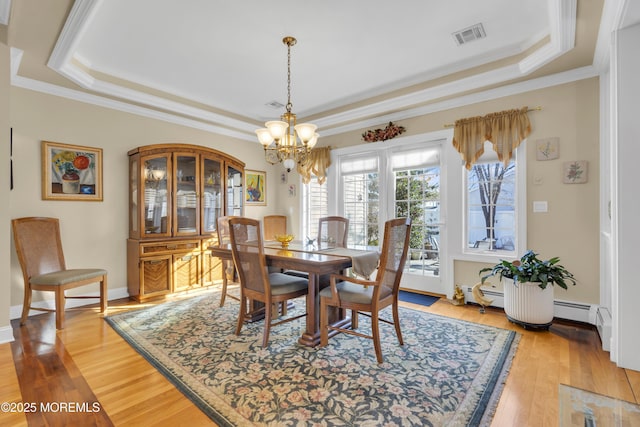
[[319, 217, 411, 364], [263, 215, 287, 240], [217, 215, 241, 307], [285, 216, 350, 282], [228, 217, 309, 347], [318, 216, 349, 248], [12, 217, 108, 329]]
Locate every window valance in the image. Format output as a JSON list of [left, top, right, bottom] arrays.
[[298, 146, 332, 185], [452, 106, 532, 169]]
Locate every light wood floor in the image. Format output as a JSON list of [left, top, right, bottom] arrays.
[[2, 287, 639, 426]]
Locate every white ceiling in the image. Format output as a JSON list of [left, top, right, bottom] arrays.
[[9, 0, 639, 142], [72, 0, 548, 122]]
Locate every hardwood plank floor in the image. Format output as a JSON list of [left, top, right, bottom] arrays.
[[2, 288, 638, 426]]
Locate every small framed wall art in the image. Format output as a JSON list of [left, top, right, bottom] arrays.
[[245, 169, 266, 205], [535, 137, 559, 160], [42, 141, 103, 201], [563, 160, 588, 184]]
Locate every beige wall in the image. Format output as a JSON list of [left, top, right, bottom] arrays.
[[7, 76, 600, 312], [8, 87, 268, 308], [318, 78, 600, 304]]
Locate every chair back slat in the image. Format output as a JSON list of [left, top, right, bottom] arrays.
[[12, 217, 66, 279], [229, 218, 270, 296], [318, 216, 349, 247], [375, 218, 412, 299]]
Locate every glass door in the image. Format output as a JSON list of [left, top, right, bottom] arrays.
[[175, 154, 199, 236], [202, 156, 222, 234], [142, 154, 170, 237]]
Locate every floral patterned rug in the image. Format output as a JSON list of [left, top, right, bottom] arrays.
[[105, 290, 520, 426]]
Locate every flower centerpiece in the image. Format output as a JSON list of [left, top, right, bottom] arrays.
[[479, 250, 577, 329]]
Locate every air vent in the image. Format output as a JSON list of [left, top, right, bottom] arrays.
[[266, 100, 285, 109], [453, 23, 486, 46]]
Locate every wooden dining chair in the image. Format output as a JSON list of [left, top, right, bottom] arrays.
[[217, 215, 241, 307], [285, 216, 350, 282], [319, 217, 411, 363], [318, 216, 349, 248], [12, 217, 108, 330], [263, 215, 287, 240], [228, 217, 309, 347]]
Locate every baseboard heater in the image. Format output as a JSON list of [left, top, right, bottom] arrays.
[[463, 285, 593, 324]]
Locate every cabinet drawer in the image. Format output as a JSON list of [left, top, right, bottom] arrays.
[[141, 240, 200, 255]]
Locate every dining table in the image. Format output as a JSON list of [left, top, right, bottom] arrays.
[[208, 240, 379, 347]]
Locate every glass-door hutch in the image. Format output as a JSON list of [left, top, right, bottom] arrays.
[[127, 143, 244, 301]]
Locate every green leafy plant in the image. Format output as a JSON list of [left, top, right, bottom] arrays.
[[479, 250, 577, 290]]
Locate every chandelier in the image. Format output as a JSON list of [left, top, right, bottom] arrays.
[[255, 36, 319, 172]]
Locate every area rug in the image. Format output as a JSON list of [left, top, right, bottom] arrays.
[[105, 290, 520, 426], [398, 290, 439, 307]]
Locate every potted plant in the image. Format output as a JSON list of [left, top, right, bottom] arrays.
[[479, 250, 577, 330]]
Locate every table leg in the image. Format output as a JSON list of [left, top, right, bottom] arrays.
[[298, 272, 351, 347]]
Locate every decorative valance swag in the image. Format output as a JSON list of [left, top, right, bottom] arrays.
[[298, 146, 332, 184], [452, 106, 533, 169]]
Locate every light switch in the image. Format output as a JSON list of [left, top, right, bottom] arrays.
[[533, 201, 548, 212]]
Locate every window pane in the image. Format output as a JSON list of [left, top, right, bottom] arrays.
[[466, 161, 516, 252], [302, 176, 328, 242], [344, 172, 379, 249], [394, 167, 440, 277]]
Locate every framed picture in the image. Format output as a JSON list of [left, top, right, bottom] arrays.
[[42, 141, 103, 201], [563, 160, 588, 184], [535, 137, 559, 160], [244, 169, 266, 205]]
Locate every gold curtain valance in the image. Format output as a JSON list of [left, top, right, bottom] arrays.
[[298, 146, 332, 184], [452, 106, 532, 169]]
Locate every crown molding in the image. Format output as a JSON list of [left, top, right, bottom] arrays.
[[320, 65, 599, 137], [10, 0, 603, 143]]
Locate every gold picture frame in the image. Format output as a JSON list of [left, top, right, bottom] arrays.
[[244, 169, 266, 205], [42, 141, 103, 201]]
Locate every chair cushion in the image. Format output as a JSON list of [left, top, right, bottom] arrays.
[[268, 273, 308, 295], [319, 281, 393, 305], [31, 269, 107, 286]]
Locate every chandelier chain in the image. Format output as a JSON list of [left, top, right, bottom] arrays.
[[286, 40, 292, 113]]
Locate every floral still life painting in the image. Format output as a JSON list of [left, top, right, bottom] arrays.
[[245, 170, 266, 205], [42, 141, 103, 201], [563, 160, 588, 184]]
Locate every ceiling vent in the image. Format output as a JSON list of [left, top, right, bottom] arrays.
[[266, 100, 285, 109], [453, 23, 486, 46]]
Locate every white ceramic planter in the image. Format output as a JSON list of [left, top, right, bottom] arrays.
[[503, 279, 554, 330]]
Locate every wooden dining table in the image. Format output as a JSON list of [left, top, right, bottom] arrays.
[[209, 241, 377, 347]]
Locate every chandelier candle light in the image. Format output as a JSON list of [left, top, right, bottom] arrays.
[[255, 37, 319, 172]]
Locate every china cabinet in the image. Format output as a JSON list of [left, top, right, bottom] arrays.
[[127, 143, 244, 301]]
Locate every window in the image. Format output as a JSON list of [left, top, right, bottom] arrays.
[[301, 175, 328, 242], [341, 155, 379, 249], [392, 147, 441, 276], [465, 149, 518, 255]]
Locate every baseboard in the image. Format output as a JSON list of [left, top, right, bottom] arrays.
[[9, 286, 130, 320], [463, 285, 594, 324], [595, 306, 612, 351], [0, 325, 15, 344]]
